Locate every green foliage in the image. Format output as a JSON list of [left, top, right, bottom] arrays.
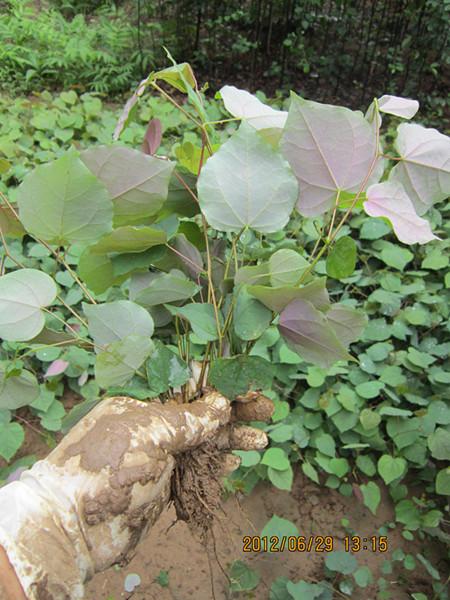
[[0, 0, 148, 95]]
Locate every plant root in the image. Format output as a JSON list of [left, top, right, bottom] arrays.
[[171, 441, 225, 539]]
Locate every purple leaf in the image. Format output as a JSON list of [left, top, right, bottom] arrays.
[[364, 181, 438, 244], [172, 234, 204, 279], [6, 466, 28, 484], [44, 359, 69, 378], [279, 299, 350, 368], [142, 119, 162, 155]]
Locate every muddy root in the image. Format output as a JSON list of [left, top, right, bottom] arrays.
[[171, 441, 225, 539]]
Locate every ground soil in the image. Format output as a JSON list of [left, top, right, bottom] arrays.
[[1, 407, 443, 600]]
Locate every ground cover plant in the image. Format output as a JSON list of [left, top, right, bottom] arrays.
[[0, 60, 449, 598]]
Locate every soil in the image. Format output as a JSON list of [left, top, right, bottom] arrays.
[[2, 404, 443, 600]]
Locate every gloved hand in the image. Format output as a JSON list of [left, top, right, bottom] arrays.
[[0, 391, 272, 600]]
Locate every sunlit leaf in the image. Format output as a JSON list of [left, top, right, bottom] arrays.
[[389, 123, 450, 215], [279, 299, 351, 367], [17, 150, 113, 244], [378, 95, 419, 119], [220, 86, 287, 131], [281, 94, 377, 216], [198, 122, 298, 233], [364, 181, 437, 244], [81, 145, 175, 226], [0, 422, 24, 461], [0, 269, 57, 341]]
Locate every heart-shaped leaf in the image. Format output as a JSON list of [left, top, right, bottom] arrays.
[[279, 299, 351, 367], [81, 145, 175, 226], [198, 122, 298, 233], [377, 455, 407, 485], [364, 181, 437, 244], [281, 94, 377, 216], [84, 300, 154, 349], [359, 481, 381, 515], [17, 150, 113, 245], [0, 269, 57, 341], [145, 340, 190, 395], [389, 123, 450, 215]]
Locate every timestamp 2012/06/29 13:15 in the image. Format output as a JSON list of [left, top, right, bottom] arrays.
[[242, 535, 389, 553]]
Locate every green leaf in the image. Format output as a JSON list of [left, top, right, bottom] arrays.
[[326, 236, 357, 279], [248, 277, 330, 313], [269, 249, 309, 286], [198, 122, 298, 233], [17, 150, 113, 245], [356, 455, 376, 476], [78, 248, 114, 295], [95, 335, 154, 388], [356, 381, 384, 399], [0, 364, 39, 410], [81, 146, 175, 226], [353, 566, 373, 588], [229, 560, 260, 593], [377, 455, 406, 485], [261, 515, 299, 540], [316, 433, 336, 457], [166, 303, 220, 342], [0, 269, 57, 341], [145, 340, 190, 395], [261, 447, 290, 471], [268, 465, 294, 490], [84, 301, 154, 348], [233, 288, 272, 341], [359, 482, 381, 515], [302, 462, 319, 483], [415, 554, 440, 581], [134, 270, 200, 307], [436, 468, 450, 495], [90, 226, 167, 254], [286, 581, 332, 600], [0, 422, 25, 461], [279, 299, 351, 368], [208, 355, 274, 399], [428, 428, 450, 460], [375, 241, 413, 271], [329, 457, 349, 477], [325, 550, 358, 574], [233, 450, 261, 468]]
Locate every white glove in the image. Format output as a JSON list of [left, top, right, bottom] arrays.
[[0, 392, 270, 600]]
